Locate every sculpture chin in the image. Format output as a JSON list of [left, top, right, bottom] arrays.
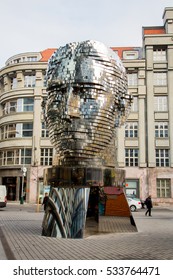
[[54, 139, 113, 167]]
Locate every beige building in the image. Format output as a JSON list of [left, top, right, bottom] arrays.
[[0, 7, 173, 205], [0, 49, 56, 203], [115, 7, 173, 205]]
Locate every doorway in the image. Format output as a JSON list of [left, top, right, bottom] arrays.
[[2, 177, 17, 201]]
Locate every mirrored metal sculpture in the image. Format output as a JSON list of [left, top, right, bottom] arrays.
[[42, 40, 135, 238], [43, 40, 132, 167]]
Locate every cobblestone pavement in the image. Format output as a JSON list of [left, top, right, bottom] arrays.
[[0, 202, 173, 260]]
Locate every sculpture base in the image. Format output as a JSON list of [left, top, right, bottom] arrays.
[[43, 166, 126, 187], [42, 166, 137, 238]]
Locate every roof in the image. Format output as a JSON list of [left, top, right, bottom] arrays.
[[111, 47, 142, 59], [111, 47, 134, 58], [39, 46, 142, 62], [40, 48, 57, 62], [143, 26, 165, 35]]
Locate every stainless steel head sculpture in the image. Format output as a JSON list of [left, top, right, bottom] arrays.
[[44, 40, 132, 167]]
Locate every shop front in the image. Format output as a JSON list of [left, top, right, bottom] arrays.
[[0, 169, 27, 202]]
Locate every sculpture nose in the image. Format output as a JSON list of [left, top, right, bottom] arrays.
[[66, 87, 80, 118]]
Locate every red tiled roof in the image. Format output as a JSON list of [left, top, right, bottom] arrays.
[[143, 27, 165, 35], [40, 48, 57, 62], [40, 46, 141, 61]]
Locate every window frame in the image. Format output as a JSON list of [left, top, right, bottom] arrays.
[[154, 72, 167, 86], [130, 96, 138, 112], [155, 122, 168, 138], [24, 75, 36, 87], [156, 178, 171, 198], [11, 77, 17, 89], [127, 73, 138, 86], [153, 47, 166, 61], [125, 122, 138, 138], [156, 149, 169, 167], [0, 122, 33, 139], [40, 148, 53, 166], [154, 96, 168, 112], [125, 148, 139, 167], [0, 148, 32, 166], [41, 122, 49, 138]]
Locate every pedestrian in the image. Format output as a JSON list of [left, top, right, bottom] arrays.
[[141, 200, 145, 209], [42, 192, 49, 211], [145, 195, 153, 216]]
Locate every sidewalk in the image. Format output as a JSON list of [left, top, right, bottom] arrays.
[[0, 203, 173, 260]]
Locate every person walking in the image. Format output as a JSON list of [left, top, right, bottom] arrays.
[[42, 192, 49, 211], [145, 195, 153, 216]]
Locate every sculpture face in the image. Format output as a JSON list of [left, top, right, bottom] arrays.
[[44, 40, 132, 166]]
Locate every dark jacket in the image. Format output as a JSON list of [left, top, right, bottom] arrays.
[[42, 196, 49, 211], [145, 197, 153, 209]]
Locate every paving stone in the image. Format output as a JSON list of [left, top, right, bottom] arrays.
[[0, 203, 173, 259]]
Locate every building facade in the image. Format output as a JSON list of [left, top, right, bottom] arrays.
[[0, 49, 56, 203], [0, 7, 173, 205], [115, 7, 173, 205]]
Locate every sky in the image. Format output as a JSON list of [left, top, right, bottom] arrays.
[[0, 0, 173, 68]]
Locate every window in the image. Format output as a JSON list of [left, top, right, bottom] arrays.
[[21, 148, 32, 164], [11, 77, 17, 89], [7, 151, 14, 165], [24, 75, 36, 87], [0, 124, 16, 139], [15, 150, 20, 164], [125, 53, 136, 59], [155, 122, 168, 138], [43, 75, 47, 87], [131, 96, 138, 112], [0, 123, 33, 139], [154, 96, 168, 112], [7, 124, 16, 138], [153, 48, 166, 61], [17, 98, 34, 112], [123, 51, 139, 60], [125, 149, 139, 166], [125, 122, 138, 138], [23, 98, 34, 111], [16, 123, 33, 137], [40, 148, 53, 166], [154, 72, 167, 86], [41, 122, 49, 138], [13, 58, 21, 64], [2, 100, 17, 115], [0, 127, 4, 140], [157, 179, 171, 198], [0, 151, 3, 166], [156, 149, 169, 167], [2, 98, 34, 115], [27, 56, 37, 62], [0, 148, 32, 166], [127, 73, 138, 86], [22, 123, 33, 137]]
